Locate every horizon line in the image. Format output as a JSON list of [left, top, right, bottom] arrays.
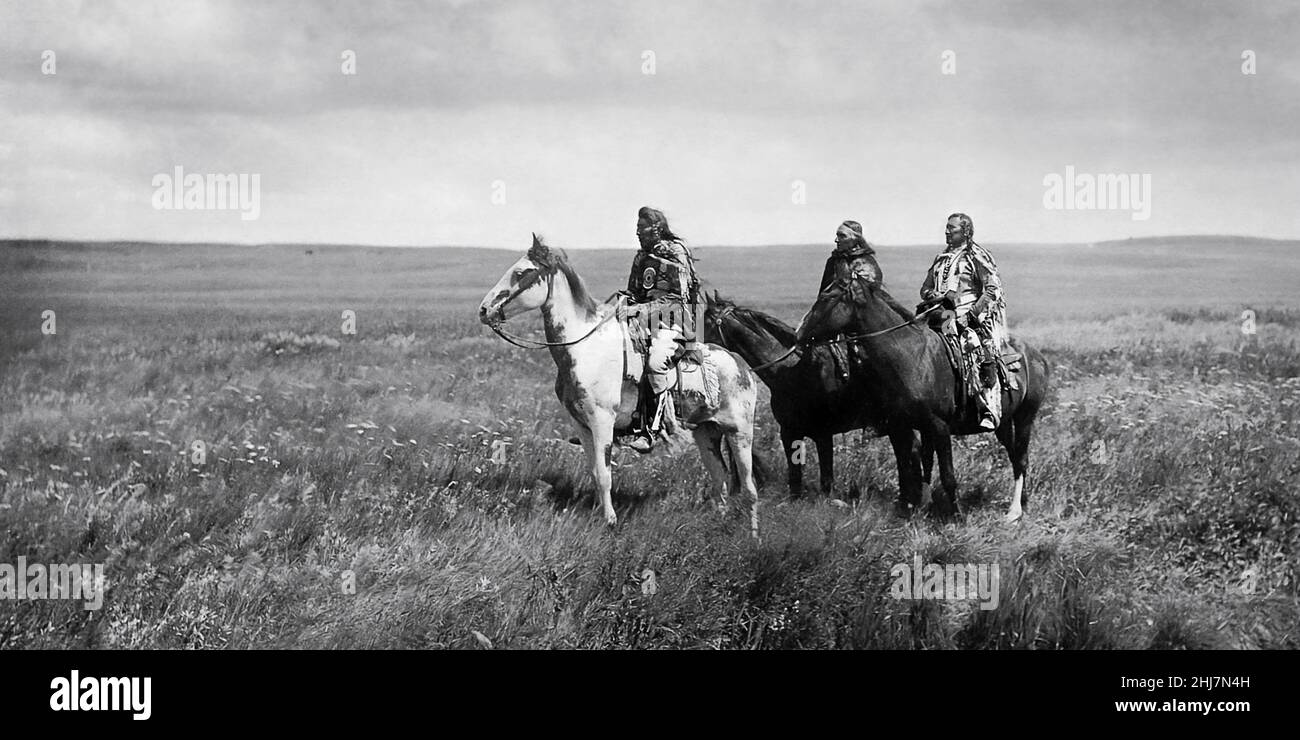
[[3, 233, 1297, 252]]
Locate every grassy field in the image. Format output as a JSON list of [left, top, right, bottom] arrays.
[[1, 237, 1297, 649]]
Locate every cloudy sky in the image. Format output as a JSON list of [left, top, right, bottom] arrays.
[[1, 0, 1297, 247]]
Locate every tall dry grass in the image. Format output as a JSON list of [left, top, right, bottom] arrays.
[[1, 241, 1296, 648]]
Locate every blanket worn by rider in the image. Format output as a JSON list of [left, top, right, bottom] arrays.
[[920, 242, 1020, 412], [624, 239, 716, 408], [819, 244, 883, 378]]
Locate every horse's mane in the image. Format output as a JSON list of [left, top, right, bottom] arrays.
[[861, 280, 916, 321], [708, 292, 798, 345], [881, 287, 916, 321], [537, 242, 598, 317]]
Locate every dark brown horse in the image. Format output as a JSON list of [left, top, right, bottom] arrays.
[[703, 291, 921, 500], [795, 276, 1050, 521]]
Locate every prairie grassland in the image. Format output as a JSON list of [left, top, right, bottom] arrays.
[[0, 239, 1297, 649]]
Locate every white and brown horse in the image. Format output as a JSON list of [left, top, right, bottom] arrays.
[[478, 235, 761, 537]]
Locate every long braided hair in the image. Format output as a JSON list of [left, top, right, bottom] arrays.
[[948, 212, 976, 246]]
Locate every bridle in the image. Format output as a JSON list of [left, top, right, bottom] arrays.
[[706, 301, 802, 372], [707, 303, 737, 347], [485, 265, 626, 350]]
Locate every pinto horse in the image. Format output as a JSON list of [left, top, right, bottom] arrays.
[[478, 235, 761, 537], [795, 275, 1050, 521], [703, 291, 921, 500]]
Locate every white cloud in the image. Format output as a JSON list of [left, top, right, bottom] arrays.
[[1, 0, 1297, 245]]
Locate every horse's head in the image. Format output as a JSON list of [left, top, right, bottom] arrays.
[[795, 277, 869, 343], [704, 290, 799, 354], [701, 290, 734, 346], [478, 233, 560, 325]]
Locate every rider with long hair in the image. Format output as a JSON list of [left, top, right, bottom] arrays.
[[919, 213, 1008, 429], [624, 206, 701, 452]]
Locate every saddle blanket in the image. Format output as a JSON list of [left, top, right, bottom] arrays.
[[621, 307, 720, 408], [942, 329, 1024, 397]]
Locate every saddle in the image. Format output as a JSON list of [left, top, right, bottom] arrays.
[[621, 305, 721, 413], [933, 322, 1025, 417]]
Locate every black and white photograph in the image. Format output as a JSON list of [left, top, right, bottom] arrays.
[[0, 0, 1295, 720]]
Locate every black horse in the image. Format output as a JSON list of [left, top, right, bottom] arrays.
[[702, 291, 920, 500], [795, 276, 1050, 521]]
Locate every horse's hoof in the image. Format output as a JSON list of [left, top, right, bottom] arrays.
[[927, 499, 958, 521], [894, 500, 915, 519], [1003, 510, 1022, 524]]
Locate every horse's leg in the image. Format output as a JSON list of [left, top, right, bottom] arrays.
[[932, 430, 959, 519], [814, 434, 834, 499], [580, 415, 617, 527], [726, 430, 761, 541], [889, 428, 922, 518], [994, 416, 1018, 520], [1005, 410, 1036, 523], [693, 426, 730, 513], [918, 430, 934, 505], [780, 428, 804, 500]]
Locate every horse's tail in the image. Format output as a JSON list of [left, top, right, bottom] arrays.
[[1033, 345, 1052, 403], [1011, 337, 1051, 409]]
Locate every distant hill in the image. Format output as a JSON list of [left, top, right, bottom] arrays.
[[2, 236, 1296, 323]]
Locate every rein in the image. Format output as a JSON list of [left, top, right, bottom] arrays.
[[487, 274, 626, 349], [748, 344, 800, 371], [712, 297, 942, 372], [710, 303, 802, 372], [807, 303, 942, 346]]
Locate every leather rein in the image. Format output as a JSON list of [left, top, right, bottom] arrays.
[[806, 303, 942, 346], [710, 300, 942, 372], [485, 266, 627, 350]]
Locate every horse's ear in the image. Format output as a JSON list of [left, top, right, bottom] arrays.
[[527, 233, 550, 265]]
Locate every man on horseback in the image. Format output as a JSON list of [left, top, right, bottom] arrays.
[[623, 206, 701, 453], [919, 213, 1008, 430], [820, 220, 884, 290], [818, 220, 885, 380]]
